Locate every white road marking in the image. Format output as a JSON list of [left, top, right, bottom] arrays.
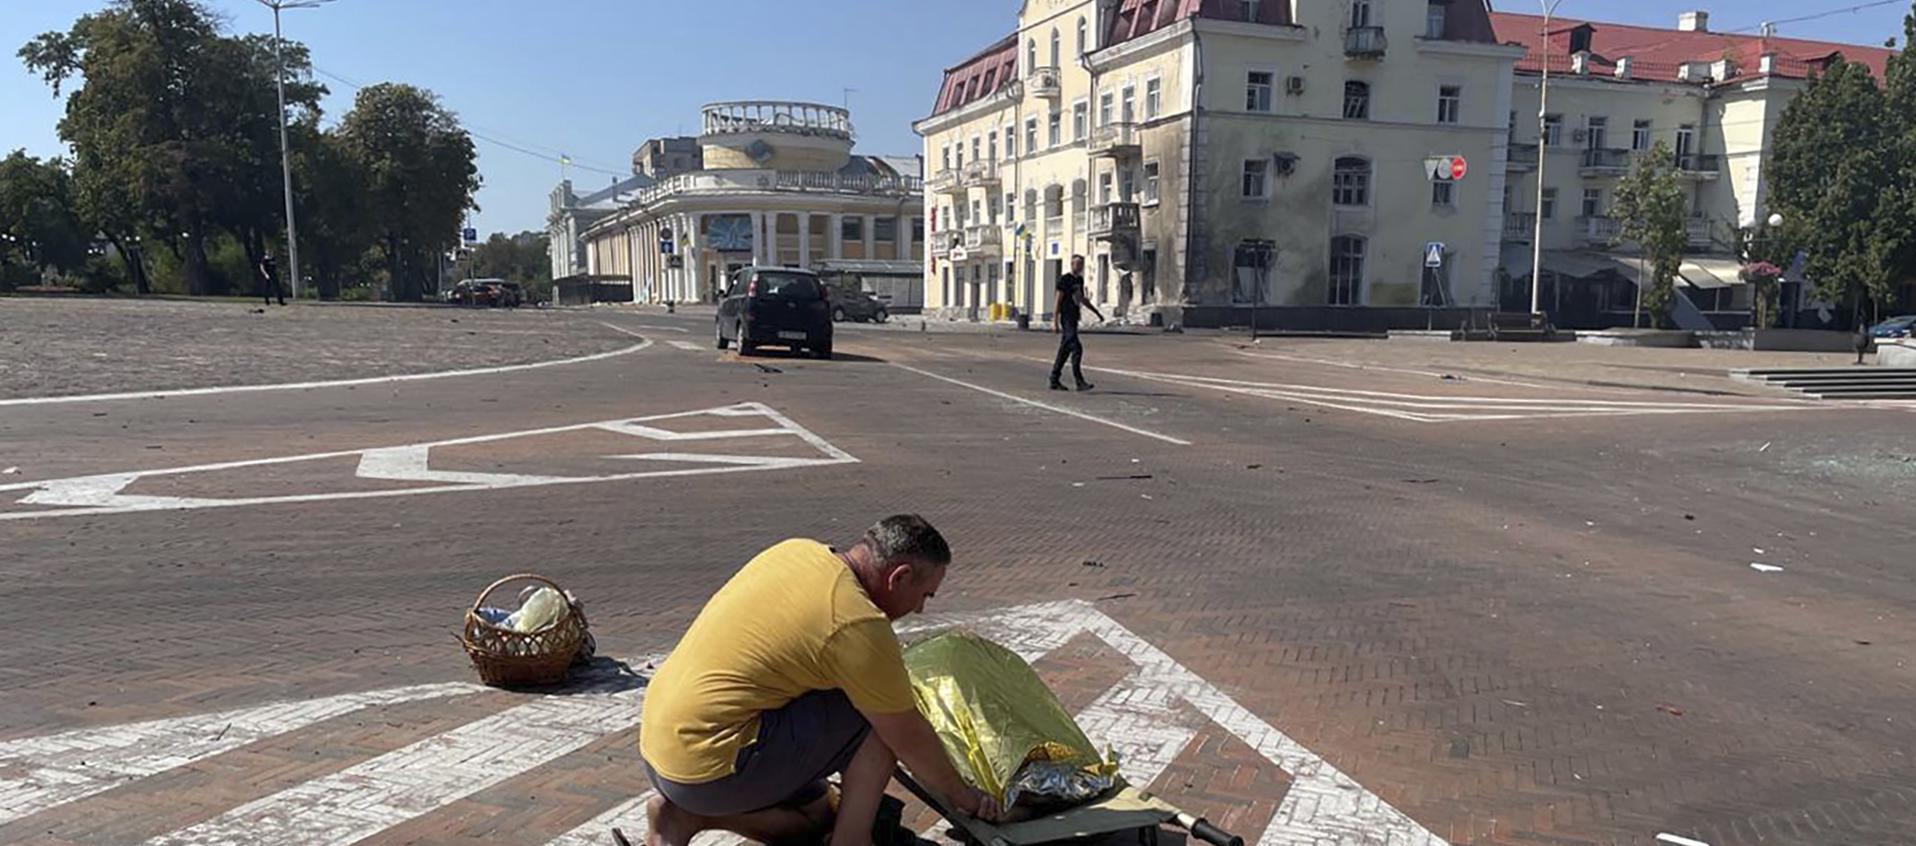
[[667, 340, 704, 352], [0, 402, 856, 521], [1232, 348, 1573, 391], [9, 601, 1443, 846], [890, 362, 1192, 446], [143, 662, 655, 846], [0, 322, 653, 408], [0, 681, 482, 825], [1655, 834, 1711, 846]]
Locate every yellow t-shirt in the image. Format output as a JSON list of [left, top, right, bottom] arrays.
[[639, 538, 918, 784]]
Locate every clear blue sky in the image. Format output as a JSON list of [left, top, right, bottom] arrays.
[[2, 0, 1908, 236]]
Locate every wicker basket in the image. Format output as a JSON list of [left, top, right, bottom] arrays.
[[459, 574, 590, 688]]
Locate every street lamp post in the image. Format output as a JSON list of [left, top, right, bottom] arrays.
[[257, 0, 335, 302], [1530, 0, 1566, 325]]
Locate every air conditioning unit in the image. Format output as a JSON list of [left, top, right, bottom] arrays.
[[1285, 76, 1306, 95], [1572, 128, 1589, 144], [1273, 152, 1298, 175]]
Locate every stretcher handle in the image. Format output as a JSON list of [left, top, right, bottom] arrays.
[[1178, 814, 1244, 846]]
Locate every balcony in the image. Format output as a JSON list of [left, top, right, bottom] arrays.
[[1088, 202, 1141, 240], [1089, 122, 1141, 159], [1504, 212, 1537, 242], [959, 224, 1003, 260], [926, 169, 962, 196], [1344, 26, 1387, 59], [928, 230, 960, 259], [1507, 142, 1539, 171], [1675, 153, 1722, 180], [1580, 215, 1621, 246], [960, 159, 1000, 189], [1580, 148, 1633, 177], [1029, 66, 1062, 99], [1686, 218, 1715, 249]]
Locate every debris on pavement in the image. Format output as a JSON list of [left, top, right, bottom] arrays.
[[1658, 704, 1686, 717], [1081, 560, 1106, 568], [1750, 563, 1785, 573], [753, 363, 782, 374], [0, 466, 17, 475], [1759, 442, 1772, 453], [1095, 474, 1154, 481], [1501, 699, 1528, 708], [1096, 592, 1138, 602]]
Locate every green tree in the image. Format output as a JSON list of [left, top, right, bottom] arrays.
[[335, 83, 479, 302], [0, 151, 91, 288], [19, 0, 319, 296], [289, 121, 374, 300], [1768, 57, 1905, 319], [1610, 140, 1688, 328], [470, 230, 552, 285]]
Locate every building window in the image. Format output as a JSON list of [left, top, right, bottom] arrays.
[[1350, 0, 1373, 28], [1146, 77, 1162, 117], [875, 216, 898, 242], [1004, 125, 1016, 159], [971, 135, 982, 162], [1329, 235, 1365, 305], [1025, 189, 1039, 221], [1077, 17, 1088, 55], [1099, 92, 1114, 126], [1426, 2, 1447, 38], [1233, 242, 1271, 304], [1238, 0, 1260, 22], [912, 217, 923, 242], [1048, 110, 1062, 147], [1543, 114, 1563, 146], [1050, 28, 1060, 68], [1632, 119, 1652, 151], [1242, 159, 1269, 199], [1541, 187, 1558, 219], [1332, 156, 1371, 206], [1098, 171, 1115, 203], [1071, 179, 1087, 221], [1144, 160, 1161, 204], [1432, 181, 1455, 207], [1344, 81, 1370, 120], [941, 144, 952, 171], [1025, 118, 1038, 155], [1246, 71, 1274, 112], [988, 132, 998, 161], [1004, 192, 1016, 222], [1121, 86, 1137, 122], [988, 193, 1002, 223], [1437, 85, 1461, 124], [1073, 100, 1088, 140], [954, 143, 963, 169], [1027, 39, 1038, 74], [1045, 185, 1064, 219], [842, 216, 865, 242], [1586, 116, 1608, 149], [1582, 188, 1603, 218]]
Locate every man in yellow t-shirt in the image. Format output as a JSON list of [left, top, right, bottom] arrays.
[[639, 515, 1002, 846]]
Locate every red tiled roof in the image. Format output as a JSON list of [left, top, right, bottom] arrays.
[[931, 34, 1019, 117], [1491, 11, 1897, 85]]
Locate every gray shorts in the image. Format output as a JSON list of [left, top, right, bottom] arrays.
[[643, 690, 872, 816]]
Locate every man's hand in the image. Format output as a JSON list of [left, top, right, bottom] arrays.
[[951, 786, 1005, 822]]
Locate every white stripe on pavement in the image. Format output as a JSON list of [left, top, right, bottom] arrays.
[[667, 340, 704, 352], [0, 322, 652, 408], [143, 663, 655, 846], [890, 362, 1192, 446], [0, 681, 483, 825]]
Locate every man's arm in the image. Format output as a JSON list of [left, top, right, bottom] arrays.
[[865, 708, 1003, 821], [1077, 287, 1105, 322], [1053, 287, 1069, 331]]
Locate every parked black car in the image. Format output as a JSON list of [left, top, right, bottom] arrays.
[[1870, 315, 1916, 339], [829, 284, 890, 324], [715, 267, 834, 359]]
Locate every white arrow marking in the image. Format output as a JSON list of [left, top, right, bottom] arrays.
[[355, 445, 576, 486]]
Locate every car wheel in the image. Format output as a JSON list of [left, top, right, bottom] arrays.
[[736, 322, 756, 355], [715, 319, 730, 350], [874, 308, 889, 324], [832, 307, 846, 323]]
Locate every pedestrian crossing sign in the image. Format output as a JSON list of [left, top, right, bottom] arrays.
[[1425, 242, 1446, 268]]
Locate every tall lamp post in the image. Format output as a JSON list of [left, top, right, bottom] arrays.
[[1530, 0, 1566, 324], [257, 0, 335, 302]]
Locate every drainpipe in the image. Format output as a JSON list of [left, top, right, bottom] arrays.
[[1184, 24, 1205, 308]]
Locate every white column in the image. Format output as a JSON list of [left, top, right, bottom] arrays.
[[686, 214, 702, 302], [766, 212, 780, 267], [799, 213, 814, 269], [752, 211, 767, 267], [830, 213, 845, 259]]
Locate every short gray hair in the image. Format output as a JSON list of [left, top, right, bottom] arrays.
[[861, 514, 951, 568]]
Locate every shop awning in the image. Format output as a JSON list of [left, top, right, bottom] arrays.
[[1501, 247, 1642, 281], [1677, 257, 1745, 289]]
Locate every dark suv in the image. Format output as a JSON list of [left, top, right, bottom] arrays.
[[716, 267, 834, 359]]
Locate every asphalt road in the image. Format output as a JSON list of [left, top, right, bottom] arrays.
[[2, 304, 1914, 846]]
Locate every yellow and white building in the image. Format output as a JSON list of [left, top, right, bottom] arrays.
[[578, 102, 925, 306], [915, 0, 1523, 328]]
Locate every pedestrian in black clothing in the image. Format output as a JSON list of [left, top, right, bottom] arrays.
[[256, 256, 285, 306], [1050, 254, 1104, 391]]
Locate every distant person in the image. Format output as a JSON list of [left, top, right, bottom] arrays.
[[256, 256, 285, 307], [1050, 254, 1103, 391], [1855, 321, 1871, 366]]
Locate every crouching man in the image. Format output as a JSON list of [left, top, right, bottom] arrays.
[[640, 515, 1002, 846]]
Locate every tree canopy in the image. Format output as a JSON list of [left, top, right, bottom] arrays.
[[1610, 140, 1687, 328]]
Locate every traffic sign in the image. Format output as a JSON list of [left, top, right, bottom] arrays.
[[1450, 156, 1469, 180], [1424, 156, 1468, 182], [461, 228, 478, 245], [1425, 242, 1446, 268]]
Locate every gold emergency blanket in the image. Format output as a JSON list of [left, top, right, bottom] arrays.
[[903, 631, 1119, 806]]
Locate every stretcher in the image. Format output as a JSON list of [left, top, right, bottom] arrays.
[[896, 768, 1245, 846]]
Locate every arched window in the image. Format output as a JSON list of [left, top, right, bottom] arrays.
[[1329, 235, 1366, 305], [1343, 81, 1371, 120], [1077, 17, 1089, 55], [1043, 185, 1065, 220], [1050, 29, 1061, 68], [1332, 156, 1371, 206], [1025, 188, 1040, 222], [1028, 39, 1038, 74], [1071, 178, 1088, 218]]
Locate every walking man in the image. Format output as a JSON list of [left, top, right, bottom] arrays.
[[1050, 254, 1103, 391], [256, 255, 285, 307], [639, 515, 1002, 846]]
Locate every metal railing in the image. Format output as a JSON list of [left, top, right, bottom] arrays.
[[1686, 218, 1714, 248], [1581, 215, 1621, 244], [1504, 212, 1537, 240], [1029, 66, 1062, 98], [1580, 148, 1633, 174], [1675, 153, 1722, 176], [962, 224, 1002, 251], [701, 101, 854, 139], [960, 159, 1000, 187], [1089, 202, 1142, 237], [627, 170, 922, 208], [1090, 122, 1140, 157], [1344, 26, 1387, 58]]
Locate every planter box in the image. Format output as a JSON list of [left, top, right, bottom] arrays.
[[1881, 340, 1916, 367]]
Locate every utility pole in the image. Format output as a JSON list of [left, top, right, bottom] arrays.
[[1531, 0, 1565, 323], [257, 0, 336, 302]]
